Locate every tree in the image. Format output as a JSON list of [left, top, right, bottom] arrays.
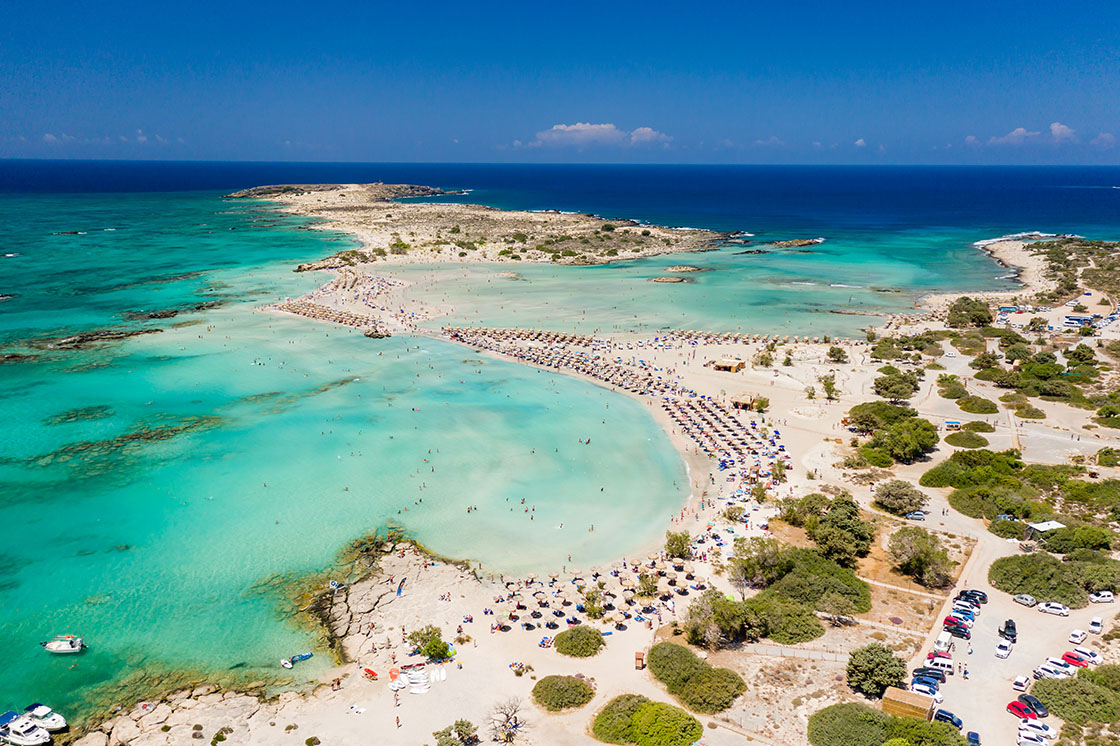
[[636, 572, 658, 598], [754, 396, 770, 413], [946, 296, 993, 328], [819, 373, 840, 402], [847, 401, 916, 433], [872, 479, 929, 515], [432, 720, 478, 746], [887, 527, 954, 588], [970, 351, 1001, 370], [827, 345, 849, 364], [846, 643, 906, 697], [875, 418, 938, 463], [664, 530, 691, 559], [409, 625, 450, 660], [873, 372, 920, 401], [684, 589, 748, 648], [488, 698, 526, 743], [772, 460, 788, 483], [754, 351, 774, 368], [582, 587, 605, 619], [818, 590, 856, 626]]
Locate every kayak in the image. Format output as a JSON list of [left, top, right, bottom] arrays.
[[280, 652, 313, 669]]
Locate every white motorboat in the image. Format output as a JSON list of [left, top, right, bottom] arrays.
[[22, 706, 65, 732], [0, 711, 51, 746], [39, 636, 84, 655]]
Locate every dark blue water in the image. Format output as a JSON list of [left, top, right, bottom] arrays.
[[3, 161, 1119, 238]]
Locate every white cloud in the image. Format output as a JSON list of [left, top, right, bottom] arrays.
[[853, 138, 867, 148], [1090, 132, 1115, 149], [988, 127, 1040, 145], [177, 137, 185, 144], [811, 141, 822, 149], [155, 134, 168, 144], [964, 135, 980, 146], [528, 122, 671, 148], [120, 135, 129, 142], [1050, 122, 1077, 143], [42, 133, 58, 143], [135, 129, 148, 143], [752, 135, 785, 147]]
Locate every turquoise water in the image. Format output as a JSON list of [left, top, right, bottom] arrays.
[[0, 192, 686, 717], [395, 227, 1015, 337]]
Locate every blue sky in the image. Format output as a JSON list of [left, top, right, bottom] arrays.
[[1, 2, 1117, 164]]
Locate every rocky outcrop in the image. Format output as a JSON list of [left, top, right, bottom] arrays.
[[225, 184, 444, 201], [29, 328, 163, 351], [665, 265, 703, 273], [649, 276, 687, 283], [771, 238, 826, 248]]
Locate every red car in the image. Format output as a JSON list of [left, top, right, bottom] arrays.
[[943, 617, 969, 628], [927, 650, 951, 661], [1008, 701, 1036, 719], [1062, 652, 1089, 667]]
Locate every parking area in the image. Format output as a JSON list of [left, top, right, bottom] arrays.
[[910, 582, 1113, 743]]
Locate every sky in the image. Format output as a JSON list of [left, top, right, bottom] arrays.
[[1, 2, 1118, 164]]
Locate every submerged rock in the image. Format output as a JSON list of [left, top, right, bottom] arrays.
[[649, 276, 687, 283]]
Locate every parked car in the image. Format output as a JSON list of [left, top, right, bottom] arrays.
[[1072, 646, 1103, 665], [1089, 616, 1103, 635], [1069, 629, 1087, 644], [912, 667, 947, 683], [927, 649, 952, 660], [959, 589, 988, 604], [1012, 675, 1031, 691], [911, 682, 944, 702], [1018, 719, 1056, 738], [934, 709, 963, 729], [966, 732, 980, 746], [906, 511, 926, 520], [1045, 656, 1072, 670], [1000, 619, 1018, 642], [946, 614, 974, 628], [1014, 594, 1037, 607], [1008, 701, 1036, 719], [1019, 694, 1049, 718], [1033, 664, 1069, 680], [1017, 734, 1046, 746], [1089, 590, 1114, 603], [913, 675, 942, 690], [1062, 651, 1089, 667], [945, 624, 971, 640], [1037, 602, 1070, 616], [996, 640, 1014, 658]]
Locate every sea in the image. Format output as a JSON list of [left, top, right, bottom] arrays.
[[1, 161, 1118, 720]]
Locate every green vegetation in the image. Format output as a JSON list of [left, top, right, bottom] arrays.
[[647, 642, 746, 713], [807, 702, 966, 746], [664, 530, 691, 559], [846, 402, 938, 464], [532, 675, 595, 712], [946, 296, 993, 328], [944, 430, 989, 448], [1032, 676, 1120, 724], [827, 345, 849, 363], [408, 625, 450, 660], [871, 479, 928, 515], [592, 695, 702, 746], [873, 370, 922, 401], [937, 374, 968, 399], [554, 625, 604, 657], [957, 395, 998, 414], [963, 420, 995, 433], [988, 552, 1120, 608], [845, 643, 907, 697], [887, 527, 954, 588], [431, 720, 477, 746], [779, 493, 874, 566]]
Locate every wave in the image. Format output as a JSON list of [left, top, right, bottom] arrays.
[[973, 231, 1081, 248], [730, 231, 755, 238], [790, 281, 818, 286], [4, 252, 18, 258], [830, 283, 862, 288]]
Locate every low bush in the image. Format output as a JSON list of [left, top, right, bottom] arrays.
[[532, 675, 594, 711], [958, 395, 998, 414], [945, 431, 989, 449], [1017, 405, 1046, 419], [846, 643, 907, 697], [988, 552, 1120, 608], [555, 625, 605, 657], [963, 420, 996, 433], [647, 642, 746, 713], [807, 702, 966, 746], [1082, 665, 1120, 694], [1032, 676, 1120, 724], [592, 695, 703, 746]]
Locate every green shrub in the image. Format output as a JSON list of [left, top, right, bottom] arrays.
[[647, 642, 746, 713], [988, 552, 1120, 608], [859, 445, 894, 468], [1017, 405, 1046, 419], [963, 420, 995, 432], [846, 643, 907, 697], [555, 625, 604, 657], [946, 297, 993, 328], [945, 431, 989, 449], [408, 625, 450, 659], [807, 703, 889, 746], [1082, 665, 1120, 694], [592, 695, 703, 746], [1032, 676, 1120, 724], [871, 479, 929, 515], [958, 396, 998, 414], [532, 675, 594, 711]]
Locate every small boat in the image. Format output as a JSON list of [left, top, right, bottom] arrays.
[[280, 652, 313, 669], [0, 711, 51, 746], [22, 706, 65, 732], [40, 636, 84, 655]]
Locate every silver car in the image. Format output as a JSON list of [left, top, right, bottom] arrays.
[[1014, 594, 1037, 607]]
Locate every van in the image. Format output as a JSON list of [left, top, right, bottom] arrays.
[[933, 631, 955, 653], [927, 658, 954, 674]]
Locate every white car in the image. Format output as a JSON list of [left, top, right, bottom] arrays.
[[1072, 646, 1103, 665], [1018, 733, 1046, 746], [1013, 675, 1031, 691], [1034, 664, 1070, 679], [910, 682, 944, 702], [1038, 602, 1070, 616], [1045, 656, 1073, 670], [948, 613, 974, 628], [1089, 590, 1115, 603], [1069, 629, 1087, 644], [1019, 720, 1057, 739], [996, 640, 1014, 658], [1089, 616, 1103, 635]]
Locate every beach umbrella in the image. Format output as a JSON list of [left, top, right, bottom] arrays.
[[526, 573, 537, 581], [569, 569, 583, 578], [647, 553, 659, 561], [548, 572, 559, 579]]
